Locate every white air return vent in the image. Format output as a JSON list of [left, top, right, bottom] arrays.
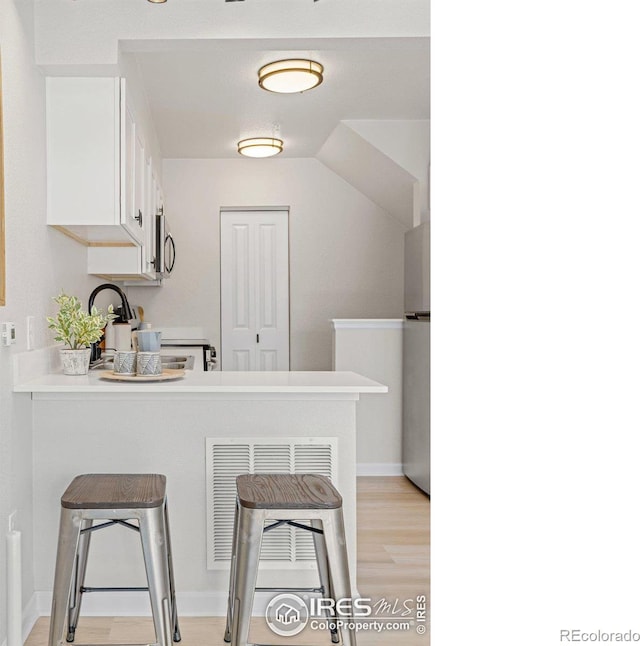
[[206, 437, 338, 569]]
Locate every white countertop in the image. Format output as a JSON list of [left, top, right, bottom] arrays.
[[332, 318, 404, 329], [14, 370, 387, 395]]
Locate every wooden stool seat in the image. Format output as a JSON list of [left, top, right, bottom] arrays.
[[236, 473, 342, 509], [61, 473, 166, 509]]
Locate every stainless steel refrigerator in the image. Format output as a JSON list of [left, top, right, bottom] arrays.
[[403, 222, 430, 494]]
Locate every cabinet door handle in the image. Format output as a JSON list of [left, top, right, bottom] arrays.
[[135, 210, 143, 226], [256, 334, 260, 343]]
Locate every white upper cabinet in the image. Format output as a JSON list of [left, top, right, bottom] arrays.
[[47, 77, 143, 245], [47, 77, 162, 280]]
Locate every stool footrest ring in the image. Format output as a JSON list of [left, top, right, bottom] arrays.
[[254, 586, 324, 594], [80, 586, 149, 593]]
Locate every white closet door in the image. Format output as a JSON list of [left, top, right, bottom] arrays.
[[221, 211, 289, 370]]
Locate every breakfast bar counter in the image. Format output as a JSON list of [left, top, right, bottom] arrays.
[[15, 368, 386, 616], [15, 369, 387, 396]]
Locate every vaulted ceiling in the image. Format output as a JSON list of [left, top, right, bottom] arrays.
[[129, 36, 429, 159]]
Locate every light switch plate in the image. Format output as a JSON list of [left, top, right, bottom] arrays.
[[1, 322, 16, 346]]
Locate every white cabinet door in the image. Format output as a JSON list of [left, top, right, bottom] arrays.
[[141, 158, 157, 279], [220, 211, 289, 371], [133, 132, 146, 246], [119, 80, 144, 245], [121, 95, 135, 234], [46, 77, 120, 228]]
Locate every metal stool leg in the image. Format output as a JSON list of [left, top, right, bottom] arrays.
[[139, 506, 173, 646], [66, 519, 93, 642], [163, 500, 181, 642], [230, 506, 264, 646], [224, 498, 240, 643], [312, 518, 339, 644], [48, 508, 83, 646], [322, 509, 357, 646]]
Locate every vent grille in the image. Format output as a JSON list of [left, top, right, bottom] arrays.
[[206, 437, 337, 568]]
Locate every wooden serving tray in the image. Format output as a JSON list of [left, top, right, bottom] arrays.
[[99, 369, 185, 382]]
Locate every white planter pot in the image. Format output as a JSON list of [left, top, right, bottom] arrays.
[[59, 348, 91, 375]]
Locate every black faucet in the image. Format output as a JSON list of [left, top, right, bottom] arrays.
[[88, 283, 134, 361]]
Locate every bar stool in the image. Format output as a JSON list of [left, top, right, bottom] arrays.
[[224, 473, 357, 646], [48, 474, 181, 646]]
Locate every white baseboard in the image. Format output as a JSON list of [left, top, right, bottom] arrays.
[[356, 463, 403, 476], [35, 590, 269, 617]]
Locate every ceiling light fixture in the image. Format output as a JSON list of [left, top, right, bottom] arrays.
[[258, 59, 324, 94], [147, 0, 167, 3], [237, 137, 284, 158]]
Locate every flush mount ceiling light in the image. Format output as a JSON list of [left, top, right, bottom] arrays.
[[237, 137, 284, 158], [258, 59, 324, 94]]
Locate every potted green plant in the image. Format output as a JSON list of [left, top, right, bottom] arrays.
[[47, 292, 115, 375]]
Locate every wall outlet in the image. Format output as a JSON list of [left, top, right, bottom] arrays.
[[27, 316, 35, 350]]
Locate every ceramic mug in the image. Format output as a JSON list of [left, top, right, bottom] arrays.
[[132, 330, 162, 352], [113, 350, 137, 375], [137, 351, 162, 376]]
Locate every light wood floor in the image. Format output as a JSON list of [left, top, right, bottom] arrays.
[[25, 477, 430, 646]]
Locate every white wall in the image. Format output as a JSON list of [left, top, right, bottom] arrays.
[[127, 158, 405, 370], [344, 119, 430, 224], [333, 320, 404, 473], [0, 1, 99, 641], [317, 123, 416, 229]]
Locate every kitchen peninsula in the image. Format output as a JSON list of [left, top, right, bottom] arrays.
[[14, 366, 386, 615]]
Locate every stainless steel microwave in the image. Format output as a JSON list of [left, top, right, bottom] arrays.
[[155, 208, 175, 277]]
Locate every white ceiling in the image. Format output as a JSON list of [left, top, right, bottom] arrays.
[[129, 36, 429, 159]]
